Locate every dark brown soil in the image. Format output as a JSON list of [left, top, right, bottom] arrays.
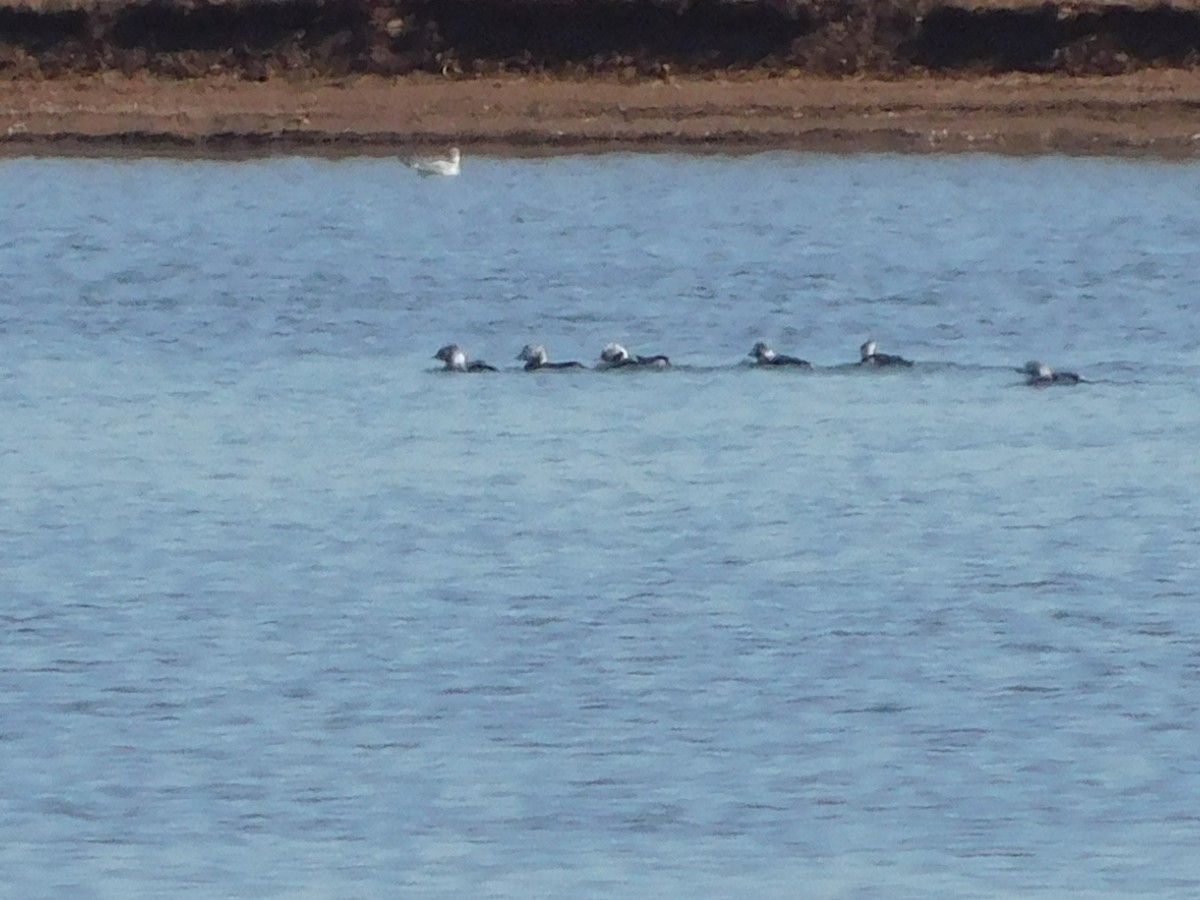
[[4, 0, 1200, 81]]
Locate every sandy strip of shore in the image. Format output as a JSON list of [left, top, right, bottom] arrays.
[[4, 71, 1200, 156]]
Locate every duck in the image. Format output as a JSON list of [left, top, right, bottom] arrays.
[[597, 342, 671, 369], [1022, 361, 1083, 386], [749, 341, 811, 368], [434, 343, 496, 372], [517, 344, 586, 371], [859, 338, 913, 367], [409, 147, 461, 177]]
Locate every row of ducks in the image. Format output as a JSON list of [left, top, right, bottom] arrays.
[[434, 340, 1084, 386]]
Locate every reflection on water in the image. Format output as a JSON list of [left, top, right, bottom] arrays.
[[2, 153, 1199, 898]]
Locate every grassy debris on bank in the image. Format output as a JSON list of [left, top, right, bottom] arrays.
[[2, 0, 1200, 79]]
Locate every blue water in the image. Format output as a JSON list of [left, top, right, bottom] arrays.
[[2, 153, 1199, 898]]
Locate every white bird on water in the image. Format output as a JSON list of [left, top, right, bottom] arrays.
[[408, 147, 461, 177]]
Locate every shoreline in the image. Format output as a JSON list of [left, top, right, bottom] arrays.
[[5, 72, 1200, 158]]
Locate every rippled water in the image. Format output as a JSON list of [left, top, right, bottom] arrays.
[[2, 153, 1199, 898]]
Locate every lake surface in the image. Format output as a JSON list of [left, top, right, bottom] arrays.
[[2, 152, 1199, 898]]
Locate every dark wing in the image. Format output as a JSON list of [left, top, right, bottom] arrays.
[[774, 355, 811, 368]]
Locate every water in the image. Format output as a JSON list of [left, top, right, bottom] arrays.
[[2, 152, 1199, 898]]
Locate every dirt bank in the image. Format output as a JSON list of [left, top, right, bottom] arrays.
[[4, 0, 1200, 156], [5, 70, 1200, 157]]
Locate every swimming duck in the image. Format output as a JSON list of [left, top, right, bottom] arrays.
[[597, 342, 671, 369], [859, 338, 913, 367], [749, 341, 811, 368], [434, 343, 496, 372], [517, 344, 586, 371], [1022, 360, 1082, 386]]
